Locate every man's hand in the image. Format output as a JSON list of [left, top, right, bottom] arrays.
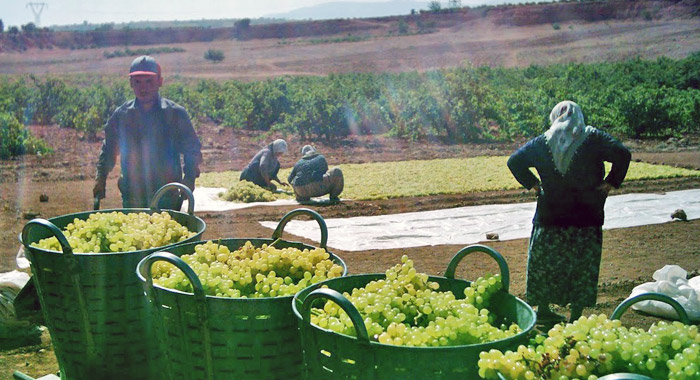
[[182, 177, 196, 192], [93, 180, 106, 200]]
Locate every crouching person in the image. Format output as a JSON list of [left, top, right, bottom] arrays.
[[288, 145, 344, 203]]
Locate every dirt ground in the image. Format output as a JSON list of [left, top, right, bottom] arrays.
[[1, 121, 699, 378]]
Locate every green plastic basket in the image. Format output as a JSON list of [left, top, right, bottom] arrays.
[[137, 208, 347, 380], [293, 244, 536, 380], [20, 183, 206, 380]]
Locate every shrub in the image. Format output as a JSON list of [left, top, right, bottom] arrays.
[[204, 49, 225, 63], [0, 113, 52, 159]]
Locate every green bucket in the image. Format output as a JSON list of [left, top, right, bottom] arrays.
[[137, 208, 347, 380], [293, 244, 536, 380], [20, 183, 205, 380]]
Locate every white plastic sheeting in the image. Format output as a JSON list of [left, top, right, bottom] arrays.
[[627, 265, 700, 322], [259, 189, 700, 251]]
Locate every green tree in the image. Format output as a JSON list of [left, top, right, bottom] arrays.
[[0, 19, 4, 33], [398, 18, 409, 34], [21, 22, 37, 34], [234, 18, 251, 29], [428, 1, 442, 12]]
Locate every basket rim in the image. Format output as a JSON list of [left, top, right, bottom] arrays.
[[21, 207, 206, 257]]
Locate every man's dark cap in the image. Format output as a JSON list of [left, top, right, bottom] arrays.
[[129, 55, 160, 76]]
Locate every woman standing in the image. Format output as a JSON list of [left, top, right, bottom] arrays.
[[507, 100, 631, 324]]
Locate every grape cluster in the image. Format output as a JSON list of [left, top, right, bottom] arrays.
[[310, 255, 520, 347], [478, 313, 700, 380], [151, 240, 344, 298], [32, 211, 196, 253], [220, 181, 289, 203]]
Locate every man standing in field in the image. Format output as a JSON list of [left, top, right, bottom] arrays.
[[93, 55, 202, 210]]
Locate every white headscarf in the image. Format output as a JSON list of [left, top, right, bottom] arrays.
[[544, 100, 593, 175], [271, 139, 287, 155], [301, 145, 317, 157]]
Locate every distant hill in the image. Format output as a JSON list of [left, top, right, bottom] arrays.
[[265, 0, 520, 20], [265, 1, 428, 20]]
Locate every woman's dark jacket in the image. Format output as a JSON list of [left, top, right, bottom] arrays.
[[507, 128, 631, 227], [288, 153, 328, 186], [240, 144, 281, 187]]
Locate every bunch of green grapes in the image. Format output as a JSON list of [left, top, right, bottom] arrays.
[[32, 211, 196, 253], [309, 255, 520, 347], [478, 313, 700, 380], [151, 240, 344, 298], [220, 181, 289, 203]]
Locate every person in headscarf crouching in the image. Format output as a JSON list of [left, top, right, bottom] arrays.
[[240, 139, 289, 191], [288, 145, 344, 203], [507, 100, 631, 324]]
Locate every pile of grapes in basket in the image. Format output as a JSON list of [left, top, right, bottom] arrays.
[[32, 211, 196, 253], [309, 255, 522, 347], [151, 240, 344, 298], [479, 313, 699, 380]]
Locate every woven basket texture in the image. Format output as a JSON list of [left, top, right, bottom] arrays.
[[22, 209, 205, 380], [141, 238, 346, 380]]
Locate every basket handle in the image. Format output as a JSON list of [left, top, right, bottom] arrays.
[[150, 182, 196, 215], [443, 244, 510, 292], [611, 292, 690, 325], [137, 252, 207, 304], [137, 251, 214, 380], [21, 218, 76, 258], [300, 287, 371, 344], [271, 208, 328, 249]]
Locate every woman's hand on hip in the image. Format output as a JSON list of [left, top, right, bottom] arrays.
[[596, 182, 614, 197]]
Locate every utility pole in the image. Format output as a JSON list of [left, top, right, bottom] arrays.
[[26, 2, 48, 26]]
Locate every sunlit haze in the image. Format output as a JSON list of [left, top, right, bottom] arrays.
[[3, 0, 510, 28]]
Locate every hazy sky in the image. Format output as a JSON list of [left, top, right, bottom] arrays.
[[2, 0, 484, 28]]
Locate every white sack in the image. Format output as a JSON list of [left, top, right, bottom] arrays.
[[0, 270, 31, 324], [628, 265, 700, 322]]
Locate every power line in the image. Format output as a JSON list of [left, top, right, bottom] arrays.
[[26, 2, 48, 26]]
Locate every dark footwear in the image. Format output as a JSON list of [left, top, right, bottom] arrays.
[[536, 312, 566, 325], [329, 196, 340, 204]]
